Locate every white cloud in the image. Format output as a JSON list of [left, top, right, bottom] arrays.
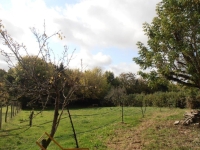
[[56, 0, 160, 49], [108, 62, 141, 76], [69, 49, 112, 71], [0, 0, 161, 75], [93, 52, 111, 65]]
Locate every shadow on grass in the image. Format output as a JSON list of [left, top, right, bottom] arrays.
[[0, 126, 31, 137]]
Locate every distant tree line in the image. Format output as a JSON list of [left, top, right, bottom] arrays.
[[1, 59, 200, 109]]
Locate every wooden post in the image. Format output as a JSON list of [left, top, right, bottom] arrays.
[[0, 103, 2, 130], [18, 102, 20, 112], [11, 102, 13, 118], [29, 109, 34, 127], [67, 107, 79, 148], [15, 102, 17, 116], [13, 101, 15, 116], [17, 102, 19, 114], [13, 102, 15, 116], [5, 103, 8, 123], [121, 102, 124, 123]]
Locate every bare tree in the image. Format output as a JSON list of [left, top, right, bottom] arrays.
[[0, 20, 82, 148]]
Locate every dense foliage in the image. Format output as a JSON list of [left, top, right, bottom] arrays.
[[133, 0, 200, 89], [1, 56, 200, 109]]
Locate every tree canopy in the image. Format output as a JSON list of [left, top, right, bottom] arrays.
[[133, 0, 200, 89], [79, 67, 109, 100]]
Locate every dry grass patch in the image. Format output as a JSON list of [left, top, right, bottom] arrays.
[[107, 108, 200, 150]]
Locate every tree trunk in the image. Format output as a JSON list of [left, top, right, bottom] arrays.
[[44, 96, 60, 149], [5, 104, 8, 123]]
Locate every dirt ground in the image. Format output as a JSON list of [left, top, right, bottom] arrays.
[[107, 120, 152, 150], [107, 111, 200, 150]]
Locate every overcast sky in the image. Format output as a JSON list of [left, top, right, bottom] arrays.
[[0, 0, 161, 76]]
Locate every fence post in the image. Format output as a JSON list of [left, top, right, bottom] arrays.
[[18, 102, 21, 112], [16, 102, 19, 114], [121, 102, 124, 123], [5, 102, 8, 123], [29, 109, 34, 127], [18, 102, 20, 113], [67, 107, 79, 148], [15, 102, 17, 116], [11, 102, 13, 118], [0, 103, 2, 130], [13, 101, 15, 117]]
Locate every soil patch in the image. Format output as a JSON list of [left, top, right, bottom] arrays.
[[107, 109, 200, 150]]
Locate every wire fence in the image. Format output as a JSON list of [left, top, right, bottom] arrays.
[[71, 110, 115, 117], [0, 106, 142, 133], [0, 106, 143, 149], [0, 101, 21, 129]]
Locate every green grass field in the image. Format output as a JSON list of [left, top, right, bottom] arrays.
[[0, 107, 199, 150]]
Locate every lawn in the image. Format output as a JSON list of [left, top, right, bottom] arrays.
[[0, 107, 141, 150], [0, 107, 199, 150]]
